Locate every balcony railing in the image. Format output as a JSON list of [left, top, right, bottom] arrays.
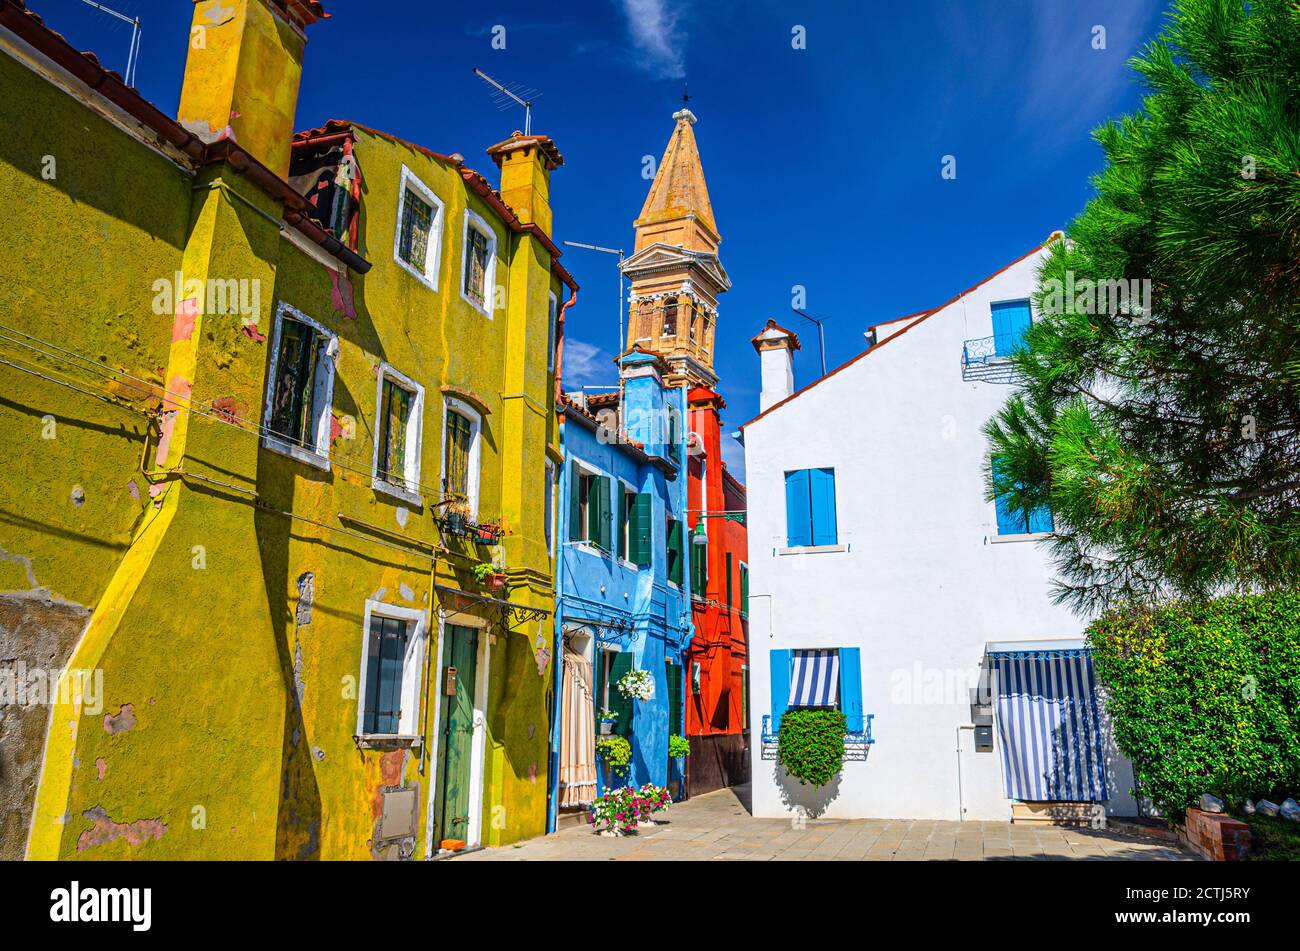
[[961, 334, 1021, 384], [760, 713, 875, 762]]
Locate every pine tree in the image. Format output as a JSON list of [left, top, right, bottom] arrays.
[[985, 0, 1300, 612]]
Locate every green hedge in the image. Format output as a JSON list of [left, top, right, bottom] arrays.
[[777, 709, 847, 787], [1087, 592, 1300, 818]]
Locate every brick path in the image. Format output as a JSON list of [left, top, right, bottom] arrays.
[[456, 783, 1190, 861]]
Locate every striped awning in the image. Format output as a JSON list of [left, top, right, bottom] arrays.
[[992, 652, 1108, 802], [790, 649, 839, 707]]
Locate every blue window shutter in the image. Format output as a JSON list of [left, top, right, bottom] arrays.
[[991, 458, 1026, 535], [838, 647, 863, 732], [991, 300, 1032, 357], [809, 468, 838, 545], [784, 470, 812, 547], [769, 649, 791, 734]]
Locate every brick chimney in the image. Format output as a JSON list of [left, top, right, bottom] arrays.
[[752, 319, 801, 412], [177, 0, 329, 179]]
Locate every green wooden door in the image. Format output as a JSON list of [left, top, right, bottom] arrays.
[[436, 625, 478, 845], [666, 660, 683, 769]]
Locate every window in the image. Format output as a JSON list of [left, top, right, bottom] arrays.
[[569, 464, 611, 551], [547, 292, 559, 373], [372, 365, 424, 504], [617, 484, 636, 561], [662, 300, 678, 337], [357, 602, 427, 739], [739, 561, 749, 617], [625, 490, 652, 567], [741, 663, 749, 732], [666, 406, 681, 464], [991, 299, 1032, 358], [442, 399, 481, 515], [461, 210, 497, 315], [263, 302, 335, 469], [594, 648, 632, 733], [687, 304, 697, 342], [666, 516, 684, 586], [544, 460, 556, 554], [393, 166, 443, 289], [768, 647, 863, 734], [991, 457, 1054, 536], [784, 468, 838, 547]]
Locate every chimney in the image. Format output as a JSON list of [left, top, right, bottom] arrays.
[[486, 132, 564, 237], [177, 0, 329, 179], [752, 319, 801, 412]]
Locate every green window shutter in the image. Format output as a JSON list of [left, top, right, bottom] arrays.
[[568, 462, 583, 541], [610, 651, 634, 735], [690, 534, 707, 596], [616, 488, 628, 561], [666, 660, 683, 736], [740, 563, 749, 615], [629, 493, 652, 566], [595, 476, 612, 551], [667, 519, 683, 585], [725, 552, 733, 608]]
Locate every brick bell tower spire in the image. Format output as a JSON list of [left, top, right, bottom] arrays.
[[620, 107, 730, 389]]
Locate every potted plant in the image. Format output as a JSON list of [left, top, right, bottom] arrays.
[[472, 561, 507, 593], [632, 783, 672, 826], [587, 786, 638, 837], [598, 709, 619, 735], [616, 668, 655, 702], [473, 521, 500, 546], [777, 709, 848, 787], [668, 734, 690, 800], [595, 735, 632, 788], [442, 498, 472, 536], [668, 734, 691, 759]]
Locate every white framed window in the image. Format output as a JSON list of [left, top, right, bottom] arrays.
[[262, 301, 337, 470], [460, 209, 498, 317], [371, 363, 425, 506], [393, 165, 444, 290], [547, 291, 559, 372], [441, 397, 482, 517], [356, 601, 428, 741]]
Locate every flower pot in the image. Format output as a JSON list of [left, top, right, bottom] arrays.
[[599, 720, 615, 735], [597, 828, 624, 838], [444, 513, 464, 535], [485, 573, 507, 592]]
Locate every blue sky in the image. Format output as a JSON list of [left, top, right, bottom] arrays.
[[41, 0, 1168, 477]]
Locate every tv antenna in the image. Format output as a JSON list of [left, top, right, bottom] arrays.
[[79, 0, 142, 87], [472, 67, 541, 135]]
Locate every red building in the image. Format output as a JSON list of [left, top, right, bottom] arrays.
[[684, 388, 749, 794]]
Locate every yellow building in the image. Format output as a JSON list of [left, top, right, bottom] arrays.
[[0, 0, 573, 859]]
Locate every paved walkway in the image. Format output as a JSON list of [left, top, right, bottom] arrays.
[[457, 784, 1190, 861]]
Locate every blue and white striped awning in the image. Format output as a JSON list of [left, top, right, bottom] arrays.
[[790, 649, 839, 707], [991, 651, 1109, 802]]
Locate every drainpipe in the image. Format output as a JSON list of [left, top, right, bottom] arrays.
[[956, 724, 975, 822]]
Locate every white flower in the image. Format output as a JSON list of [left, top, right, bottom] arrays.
[[617, 668, 655, 701]]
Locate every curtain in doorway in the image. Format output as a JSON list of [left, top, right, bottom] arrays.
[[994, 653, 1109, 802], [558, 652, 597, 808]]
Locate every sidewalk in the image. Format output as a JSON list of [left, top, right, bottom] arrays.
[[456, 784, 1190, 861]]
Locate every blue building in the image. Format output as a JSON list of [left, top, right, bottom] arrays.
[[547, 350, 693, 831]]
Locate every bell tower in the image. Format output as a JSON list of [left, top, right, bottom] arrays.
[[621, 108, 730, 389]]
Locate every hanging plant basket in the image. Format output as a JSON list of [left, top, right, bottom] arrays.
[[444, 512, 465, 536]]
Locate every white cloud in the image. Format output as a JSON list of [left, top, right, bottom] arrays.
[[562, 338, 616, 390], [620, 0, 687, 79]]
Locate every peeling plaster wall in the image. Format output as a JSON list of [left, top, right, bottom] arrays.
[[2, 44, 564, 856]]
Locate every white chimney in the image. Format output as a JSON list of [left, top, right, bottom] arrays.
[[752, 319, 801, 412]]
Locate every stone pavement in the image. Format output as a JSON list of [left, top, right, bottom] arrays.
[[456, 783, 1191, 861]]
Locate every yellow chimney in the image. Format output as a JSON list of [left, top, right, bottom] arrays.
[[486, 133, 564, 237], [177, 0, 328, 179]]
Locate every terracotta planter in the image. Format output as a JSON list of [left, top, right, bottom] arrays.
[[484, 573, 507, 592]]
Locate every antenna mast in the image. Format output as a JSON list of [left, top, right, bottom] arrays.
[[472, 67, 539, 135], [79, 0, 141, 87]]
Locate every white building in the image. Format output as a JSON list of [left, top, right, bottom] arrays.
[[740, 237, 1138, 823]]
